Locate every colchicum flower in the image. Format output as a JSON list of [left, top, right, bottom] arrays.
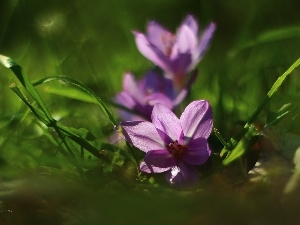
[[115, 70, 188, 121], [121, 100, 213, 185], [133, 15, 216, 88]]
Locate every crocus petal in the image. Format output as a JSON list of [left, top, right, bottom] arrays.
[[166, 162, 199, 186], [115, 92, 142, 121], [151, 103, 182, 141], [121, 121, 164, 152], [143, 70, 163, 92], [116, 70, 178, 121], [146, 21, 173, 54], [175, 24, 197, 54], [172, 88, 187, 106], [182, 15, 198, 36], [144, 150, 176, 168], [115, 91, 136, 109], [191, 22, 216, 68], [133, 31, 171, 72], [146, 93, 173, 109], [144, 70, 174, 99], [123, 73, 144, 103], [172, 69, 198, 106], [140, 161, 171, 173], [118, 112, 146, 123], [169, 52, 192, 82], [182, 137, 211, 165], [133, 16, 215, 90], [180, 100, 213, 142]]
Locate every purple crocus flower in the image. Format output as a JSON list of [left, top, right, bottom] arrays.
[[121, 100, 213, 185], [115, 70, 189, 121], [133, 15, 216, 88]]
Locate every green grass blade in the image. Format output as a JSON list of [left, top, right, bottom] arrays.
[[267, 58, 300, 97], [32, 75, 118, 126], [230, 27, 300, 57], [10, 86, 51, 125], [265, 103, 296, 127], [0, 54, 54, 122], [246, 58, 300, 127], [257, 26, 300, 43], [11, 84, 108, 162], [222, 125, 258, 166], [221, 58, 300, 165], [44, 86, 98, 104], [55, 123, 105, 160]]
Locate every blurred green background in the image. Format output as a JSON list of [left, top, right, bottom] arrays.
[[1, 0, 300, 130], [0, 0, 300, 224]]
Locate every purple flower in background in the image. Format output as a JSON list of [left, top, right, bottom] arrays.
[[121, 100, 213, 185], [115, 70, 188, 121], [133, 15, 216, 88]]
